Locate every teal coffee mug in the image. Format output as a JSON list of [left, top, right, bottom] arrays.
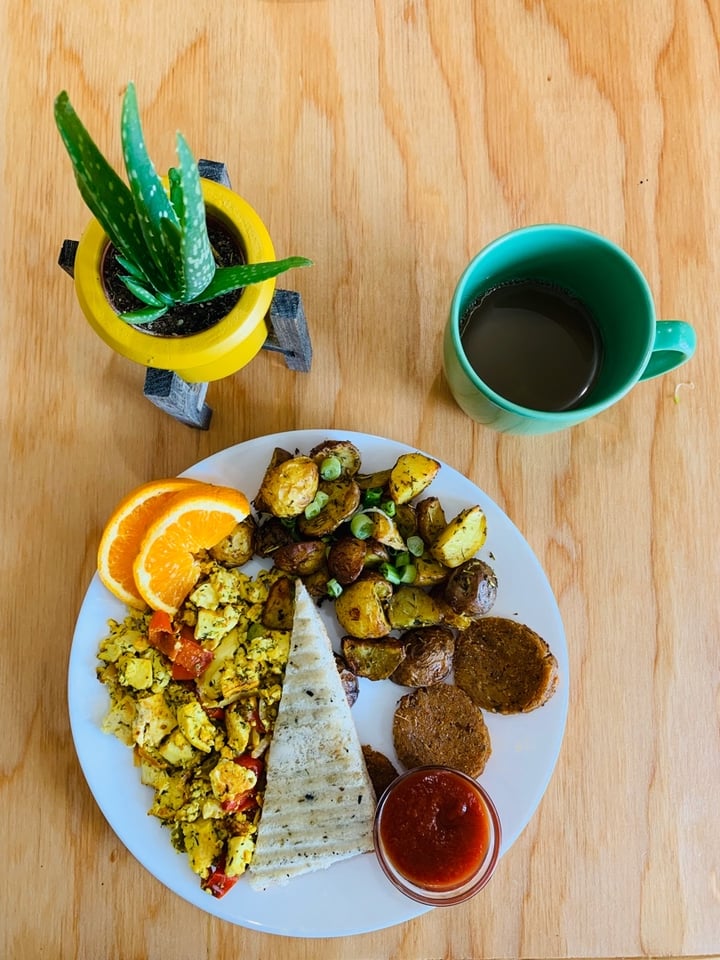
[[443, 225, 697, 435]]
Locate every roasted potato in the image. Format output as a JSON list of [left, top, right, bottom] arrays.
[[412, 555, 451, 588], [341, 636, 405, 680], [366, 508, 406, 551], [261, 576, 295, 630], [415, 497, 447, 546], [209, 516, 257, 566], [309, 439, 362, 478], [355, 468, 392, 491], [363, 538, 391, 569], [444, 557, 498, 616], [334, 574, 393, 638], [391, 625, 455, 686], [273, 540, 328, 577], [394, 503, 418, 542], [430, 505, 487, 568], [334, 653, 359, 707], [257, 455, 319, 518], [302, 564, 332, 599], [388, 452, 441, 505], [253, 447, 293, 512], [388, 585, 444, 630], [297, 479, 361, 537], [255, 517, 295, 557], [327, 536, 367, 585]]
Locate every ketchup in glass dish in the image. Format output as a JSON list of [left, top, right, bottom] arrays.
[[373, 766, 501, 905]]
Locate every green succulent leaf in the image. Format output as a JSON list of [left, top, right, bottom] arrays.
[[54, 91, 166, 293], [168, 166, 185, 222], [191, 256, 313, 304], [119, 305, 169, 325], [120, 275, 167, 307], [120, 83, 182, 298], [173, 133, 216, 301], [115, 255, 149, 282]]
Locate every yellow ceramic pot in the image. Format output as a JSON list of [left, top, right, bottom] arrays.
[[73, 179, 276, 382]]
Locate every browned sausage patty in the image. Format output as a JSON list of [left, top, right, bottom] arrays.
[[454, 616, 558, 714], [361, 745, 400, 799], [393, 684, 492, 778]]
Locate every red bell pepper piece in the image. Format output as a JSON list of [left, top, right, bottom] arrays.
[[147, 611, 213, 678], [201, 855, 239, 899]]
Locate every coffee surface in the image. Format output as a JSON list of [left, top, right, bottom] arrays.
[[460, 279, 603, 412]]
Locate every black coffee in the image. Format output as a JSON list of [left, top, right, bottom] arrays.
[[459, 279, 603, 412]]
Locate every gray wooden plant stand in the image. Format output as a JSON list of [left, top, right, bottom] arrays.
[[58, 160, 312, 429]]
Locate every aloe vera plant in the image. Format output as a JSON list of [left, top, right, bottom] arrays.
[[54, 83, 310, 325]]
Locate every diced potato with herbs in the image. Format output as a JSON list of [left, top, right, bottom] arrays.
[[341, 636, 406, 680], [429, 505, 488, 568], [388, 452, 441, 505], [387, 585, 444, 630]]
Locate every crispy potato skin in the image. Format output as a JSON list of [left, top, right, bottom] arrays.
[[390, 625, 455, 686], [261, 576, 295, 630], [272, 541, 328, 577], [297, 479, 361, 537], [209, 516, 257, 566], [257, 456, 319, 518], [334, 653, 359, 707], [444, 558, 498, 616], [341, 636, 405, 680], [309, 440, 362, 478], [415, 496, 447, 546], [327, 536, 367, 585]]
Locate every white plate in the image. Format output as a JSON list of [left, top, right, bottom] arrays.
[[68, 429, 569, 938]]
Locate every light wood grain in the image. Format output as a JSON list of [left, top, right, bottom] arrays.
[[2, 1, 719, 958]]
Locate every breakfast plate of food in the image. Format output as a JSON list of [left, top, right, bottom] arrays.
[[68, 429, 569, 937]]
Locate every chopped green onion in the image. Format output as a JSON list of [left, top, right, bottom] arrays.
[[380, 499, 396, 517], [394, 550, 411, 568], [304, 490, 329, 519], [363, 487, 383, 506], [406, 535, 425, 557], [380, 562, 402, 585], [326, 578, 343, 598], [400, 564, 417, 584], [320, 456, 342, 481], [350, 512, 374, 539]]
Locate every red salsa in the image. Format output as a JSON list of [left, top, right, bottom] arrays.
[[378, 768, 490, 890]]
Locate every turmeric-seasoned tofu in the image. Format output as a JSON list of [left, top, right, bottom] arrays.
[[132, 692, 177, 747], [209, 758, 257, 803], [181, 819, 224, 878], [176, 701, 218, 753]]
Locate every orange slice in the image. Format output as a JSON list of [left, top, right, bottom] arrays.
[[97, 478, 201, 608], [132, 484, 251, 614]]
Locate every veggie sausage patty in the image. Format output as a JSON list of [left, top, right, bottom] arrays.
[[393, 684, 492, 778], [454, 616, 558, 714]]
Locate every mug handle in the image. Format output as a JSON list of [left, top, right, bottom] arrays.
[[640, 320, 697, 381]]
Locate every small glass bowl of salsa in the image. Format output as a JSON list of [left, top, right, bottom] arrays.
[[373, 765, 501, 905]]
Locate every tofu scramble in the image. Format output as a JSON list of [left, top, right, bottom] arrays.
[[96, 561, 291, 897]]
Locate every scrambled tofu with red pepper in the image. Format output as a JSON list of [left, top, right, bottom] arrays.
[[96, 563, 291, 897]]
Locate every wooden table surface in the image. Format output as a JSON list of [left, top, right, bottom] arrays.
[[2, 2, 718, 958]]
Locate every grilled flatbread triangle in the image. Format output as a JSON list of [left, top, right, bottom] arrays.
[[248, 580, 376, 890]]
